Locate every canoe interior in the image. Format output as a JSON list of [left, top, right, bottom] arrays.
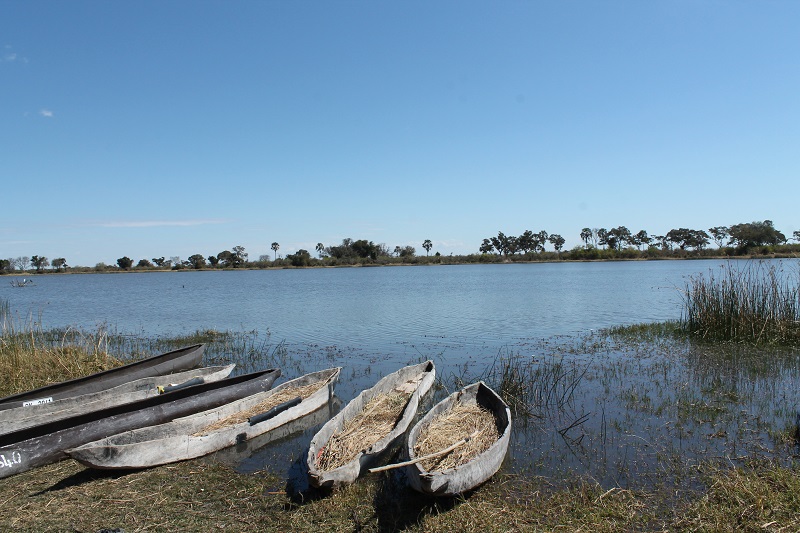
[[81, 367, 341, 445], [306, 360, 435, 488], [0, 344, 205, 409]]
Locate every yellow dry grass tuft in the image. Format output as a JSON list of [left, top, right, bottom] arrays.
[[316, 392, 409, 471], [414, 401, 499, 471]]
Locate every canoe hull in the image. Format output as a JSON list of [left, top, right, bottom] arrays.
[[0, 365, 236, 435], [0, 367, 280, 479], [405, 381, 511, 497], [306, 361, 435, 489], [0, 344, 205, 410], [67, 368, 341, 469]]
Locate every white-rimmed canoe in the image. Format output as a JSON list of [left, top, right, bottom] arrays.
[[404, 381, 511, 497], [0, 364, 236, 436], [0, 344, 205, 411], [306, 361, 435, 489], [0, 368, 280, 479], [67, 367, 341, 470]]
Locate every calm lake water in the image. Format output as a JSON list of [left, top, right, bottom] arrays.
[[2, 260, 730, 358], [5, 259, 799, 488]]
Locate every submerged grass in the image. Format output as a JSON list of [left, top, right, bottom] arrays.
[[457, 348, 589, 427], [682, 259, 800, 345]]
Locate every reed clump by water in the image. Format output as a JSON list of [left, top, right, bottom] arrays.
[[414, 402, 499, 471], [194, 380, 325, 436], [682, 260, 800, 345], [471, 350, 586, 423], [316, 392, 409, 471], [0, 300, 122, 396]]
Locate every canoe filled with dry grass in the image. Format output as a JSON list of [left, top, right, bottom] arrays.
[[405, 381, 510, 497], [67, 368, 340, 470], [306, 360, 435, 489]]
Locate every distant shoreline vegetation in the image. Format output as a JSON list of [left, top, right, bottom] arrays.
[[2, 220, 798, 274]]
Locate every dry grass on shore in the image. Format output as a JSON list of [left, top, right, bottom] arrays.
[[2, 456, 799, 532], [0, 328, 123, 397]]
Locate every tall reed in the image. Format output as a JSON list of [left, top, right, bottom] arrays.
[[681, 260, 800, 345]]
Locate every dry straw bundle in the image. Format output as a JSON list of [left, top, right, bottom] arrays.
[[414, 402, 499, 471], [316, 392, 409, 471], [193, 380, 325, 436]]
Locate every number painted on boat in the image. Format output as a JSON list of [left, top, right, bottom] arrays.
[[0, 452, 22, 469], [22, 397, 53, 407]]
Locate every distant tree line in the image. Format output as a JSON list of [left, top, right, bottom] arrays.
[[2, 221, 798, 274], [479, 221, 795, 258]]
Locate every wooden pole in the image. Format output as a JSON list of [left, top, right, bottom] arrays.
[[368, 430, 480, 473]]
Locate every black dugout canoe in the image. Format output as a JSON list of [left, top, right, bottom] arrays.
[[0, 344, 206, 411], [0, 364, 236, 436], [0, 367, 280, 479]]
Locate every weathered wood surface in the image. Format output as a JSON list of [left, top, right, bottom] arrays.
[[0, 365, 236, 435], [209, 396, 342, 466], [0, 344, 205, 411], [67, 368, 340, 470], [306, 361, 435, 490], [0, 367, 280, 479], [404, 381, 511, 497]]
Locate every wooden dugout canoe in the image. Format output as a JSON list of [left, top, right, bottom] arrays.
[[66, 367, 341, 470], [0, 367, 280, 479], [0, 364, 236, 436], [0, 344, 206, 411], [211, 396, 343, 468], [404, 381, 511, 497], [306, 360, 435, 489]]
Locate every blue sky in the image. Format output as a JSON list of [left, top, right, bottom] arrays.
[[2, 1, 798, 266]]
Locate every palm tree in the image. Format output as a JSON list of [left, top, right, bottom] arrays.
[[422, 239, 433, 256], [316, 243, 325, 258], [580, 228, 593, 249], [271, 242, 280, 260]]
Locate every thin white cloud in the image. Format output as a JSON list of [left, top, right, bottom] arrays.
[[39, 109, 53, 118], [2, 45, 28, 63], [93, 219, 228, 228]]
